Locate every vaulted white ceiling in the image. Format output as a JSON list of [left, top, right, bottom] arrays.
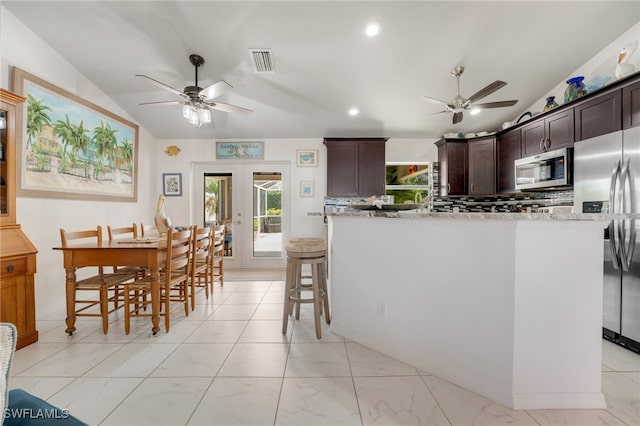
[[4, 1, 639, 140]]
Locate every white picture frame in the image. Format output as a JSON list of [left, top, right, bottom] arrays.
[[300, 181, 314, 197], [296, 149, 318, 167]]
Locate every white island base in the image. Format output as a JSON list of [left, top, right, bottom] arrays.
[[327, 214, 608, 410]]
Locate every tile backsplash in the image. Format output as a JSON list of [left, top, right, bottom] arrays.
[[432, 190, 574, 213]]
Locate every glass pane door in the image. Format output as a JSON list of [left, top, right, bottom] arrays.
[[194, 162, 288, 269]]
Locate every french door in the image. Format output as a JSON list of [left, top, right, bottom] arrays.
[[193, 162, 289, 269]]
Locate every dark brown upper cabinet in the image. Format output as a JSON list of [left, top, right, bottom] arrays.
[[496, 128, 521, 193], [324, 138, 387, 197], [436, 139, 467, 196], [575, 89, 622, 141], [623, 79, 640, 130], [521, 108, 574, 156], [468, 137, 496, 195]]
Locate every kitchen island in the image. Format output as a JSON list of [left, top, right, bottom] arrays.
[[326, 211, 613, 410]]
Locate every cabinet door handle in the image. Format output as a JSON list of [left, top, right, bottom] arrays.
[[544, 137, 551, 151], [539, 138, 544, 152], [447, 183, 451, 193], [6, 264, 14, 273], [470, 183, 474, 192]]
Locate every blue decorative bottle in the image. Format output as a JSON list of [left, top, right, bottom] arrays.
[[543, 96, 559, 112], [564, 76, 587, 103]]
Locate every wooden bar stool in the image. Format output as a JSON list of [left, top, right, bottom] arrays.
[[282, 238, 330, 339]]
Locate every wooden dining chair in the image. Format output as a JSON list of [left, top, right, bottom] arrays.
[[213, 225, 225, 290], [107, 224, 147, 279], [140, 223, 160, 238], [190, 225, 213, 306], [122, 227, 193, 334], [59, 226, 138, 334]]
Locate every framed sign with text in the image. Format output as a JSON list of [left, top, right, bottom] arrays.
[[216, 141, 264, 160]]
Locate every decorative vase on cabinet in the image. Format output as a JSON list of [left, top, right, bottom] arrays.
[[564, 76, 587, 103], [543, 96, 559, 112]]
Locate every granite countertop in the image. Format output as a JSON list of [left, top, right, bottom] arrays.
[[324, 210, 638, 221]]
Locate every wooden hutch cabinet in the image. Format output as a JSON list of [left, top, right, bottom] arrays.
[[323, 137, 387, 196], [0, 88, 38, 349]]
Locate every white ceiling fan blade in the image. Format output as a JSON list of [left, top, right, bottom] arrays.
[[139, 100, 183, 106], [136, 74, 187, 98], [199, 80, 233, 101], [409, 110, 448, 120], [420, 96, 450, 107], [466, 80, 507, 103], [204, 101, 253, 115], [472, 100, 518, 109]]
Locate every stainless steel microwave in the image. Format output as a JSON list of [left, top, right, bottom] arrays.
[[514, 148, 572, 191]]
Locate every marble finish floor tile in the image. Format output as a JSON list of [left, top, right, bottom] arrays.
[[209, 303, 259, 320], [252, 303, 286, 320], [285, 342, 351, 377], [8, 377, 75, 399], [355, 376, 450, 425], [422, 375, 538, 425], [47, 377, 143, 425], [16, 343, 124, 377], [602, 340, 640, 372], [187, 377, 281, 425], [84, 342, 179, 377], [100, 377, 211, 425], [527, 408, 626, 426], [218, 343, 289, 377], [239, 319, 292, 343], [184, 320, 248, 343], [291, 318, 344, 342], [602, 371, 640, 426], [13, 277, 640, 426], [347, 342, 419, 376], [276, 377, 361, 425], [151, 343, 234, 377]]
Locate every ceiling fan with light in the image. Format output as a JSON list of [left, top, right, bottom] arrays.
[[419, 66, 518, 125], [136, 54, 252, 127]]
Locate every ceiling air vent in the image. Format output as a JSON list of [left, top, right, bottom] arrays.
[[250, 49, 275, 73]]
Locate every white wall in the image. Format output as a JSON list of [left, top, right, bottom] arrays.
[[1, 7, 158, 319], [524, 21, 640, 115]]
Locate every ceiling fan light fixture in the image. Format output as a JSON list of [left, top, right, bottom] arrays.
[[470, 108, 481, 115], [183, 103, 211, 127], [349, 107, 359, 116]]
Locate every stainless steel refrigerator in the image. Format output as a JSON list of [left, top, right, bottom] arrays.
[[573, 126, 640, 353]]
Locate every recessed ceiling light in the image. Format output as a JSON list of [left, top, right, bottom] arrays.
[[349, 108, 360, 116], [470, 108, 481, 115], [365, 22, 380, 37]]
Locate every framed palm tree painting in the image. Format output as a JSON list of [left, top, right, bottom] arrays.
[[12, 67, 138, 201]]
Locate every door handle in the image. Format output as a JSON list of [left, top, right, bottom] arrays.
[[544, 137, 551, 151], [610, 160, 622, 270], [539, 138, 545, 152], [620, 159, 636, 271]]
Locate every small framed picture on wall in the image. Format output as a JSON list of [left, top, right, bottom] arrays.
[[296, 149, 318, 167], [300, 181, 314, 197], [162, 173, 182, 197]]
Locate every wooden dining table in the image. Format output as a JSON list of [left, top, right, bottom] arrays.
[[53, 237, 167, 335]]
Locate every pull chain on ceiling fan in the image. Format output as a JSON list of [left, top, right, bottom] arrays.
[[136, 54, 253, 127], [417, 66, 518, 125]]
